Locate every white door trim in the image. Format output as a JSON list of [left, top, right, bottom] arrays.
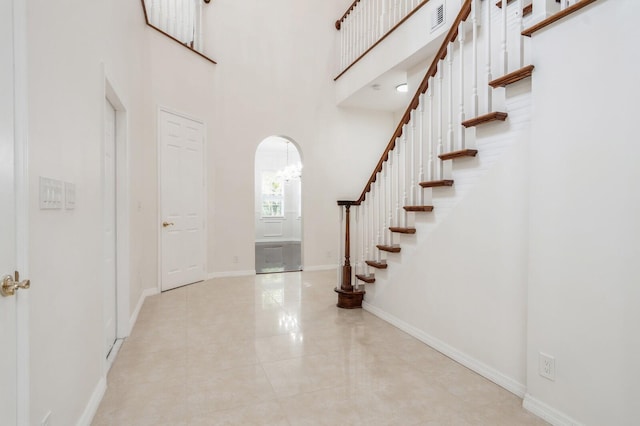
[[156, 106, 207, 293], [101, 69, 131, 371], [14, 0, 30, 423]]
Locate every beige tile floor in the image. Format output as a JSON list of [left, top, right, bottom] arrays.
[[92, 270, 547, 426]]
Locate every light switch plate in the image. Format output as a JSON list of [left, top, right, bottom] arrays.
[[64, 182, 76, 210], [39, 177, 63, 209]]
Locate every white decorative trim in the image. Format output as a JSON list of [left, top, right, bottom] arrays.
[[303, 264, 338, 272], [76, 377, 106, 426], [129, 288, 158, 333], [363, 302, 526, 397], [523, 393, 583, 426], [207, 270, 256, 279]]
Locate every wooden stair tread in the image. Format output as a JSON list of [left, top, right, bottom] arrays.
[[489, 65, 535, 88], [377, 244, 401, 253], [355, 274, 376, 284], [439, 149, 478, 161], [389, 227, 416, 234], [522, 0, 597, 37], [365, 260, 387, 269], [462, 112, 508, 128], [404, 205, 434, 212], [419, 179, 454, 188]]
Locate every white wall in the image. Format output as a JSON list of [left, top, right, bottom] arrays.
[[205, 0, 395, 273], [526, 1, 640, 424], [26, 0, 152, 424]]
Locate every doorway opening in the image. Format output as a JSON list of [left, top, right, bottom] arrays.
[[103, 74, 131, 372], [254, 136, 303, 274]]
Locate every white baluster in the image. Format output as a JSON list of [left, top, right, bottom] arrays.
[[447, 43, 454, 154], [409, 111, 416, 206], [197, 0, 204, 50], [485, 0, 493, 112], [501, 0, 508, 75], [396, 141, 402, 227], [517, 0, 525, 68], [471, 0, 479, 118], [386, 158, 393, 245], [458, 19, 466, 150], [427, 83, 434, 181], [437, 64, 444, 179], [418, 94, 425, 204], [378, 171, 385, 254], [402, 129, 409, 216], [338, 205, 344, 285], [363, 198, 368, 275]]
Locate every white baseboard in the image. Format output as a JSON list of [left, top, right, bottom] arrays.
[[303, 264, 337, 272], [523, 394, 583, 426], [76, 377, 106, 426], [129, 287, 158, 334], [362, 302, 526, 397], [207, 270, 256, 279]]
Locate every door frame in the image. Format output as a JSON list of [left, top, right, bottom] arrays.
[[102, 69, 131, 371], [156, 106, 207, 293], [13, 0, 29, 422]]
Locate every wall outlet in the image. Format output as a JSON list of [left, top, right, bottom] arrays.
[[538, 352, 556, 381], [233, 255, 239, 264], [326, 250, 332, 259]]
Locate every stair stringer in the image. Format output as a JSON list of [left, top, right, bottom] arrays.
[[362, 79, 532, 397]]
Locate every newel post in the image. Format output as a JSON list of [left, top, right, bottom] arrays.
[[335, 200, 365, 309]]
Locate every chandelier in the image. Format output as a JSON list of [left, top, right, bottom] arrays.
[[276, 142, 302, 181]]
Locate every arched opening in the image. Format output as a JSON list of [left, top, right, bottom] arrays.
[[254, 136, 303, 274]]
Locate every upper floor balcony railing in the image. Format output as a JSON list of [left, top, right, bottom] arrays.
[[334, 0, 437, 79], [141, 0, 216, 64]]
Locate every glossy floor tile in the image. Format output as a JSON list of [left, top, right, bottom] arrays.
[[92, 270, 546, 425]]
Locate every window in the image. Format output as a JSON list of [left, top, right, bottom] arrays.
[[261, 171, 284, 217]]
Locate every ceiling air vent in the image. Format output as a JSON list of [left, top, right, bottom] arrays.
[[431, 3, 445, 31]]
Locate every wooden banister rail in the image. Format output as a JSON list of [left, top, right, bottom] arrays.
[[355, 0, 471, 203], [522, 0, 597, 37], [335, 0, 362, 30]]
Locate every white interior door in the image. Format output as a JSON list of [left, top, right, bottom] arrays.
[[159, 110, 205, 291], [103, 99, 117, 357], [1, 0, 18, 422]]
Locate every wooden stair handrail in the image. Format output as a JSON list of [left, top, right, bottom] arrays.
[[355, 0, 472, 203], [522, 0, 597, 37], [335, 0, 363, 30]]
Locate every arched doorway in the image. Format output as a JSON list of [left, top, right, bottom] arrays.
[[254, 136, 303, 274]]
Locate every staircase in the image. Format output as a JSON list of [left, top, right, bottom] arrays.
[[334, 0, 598, 309]]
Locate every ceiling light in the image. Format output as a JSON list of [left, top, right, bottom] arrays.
[[395, 83, 408, 93]]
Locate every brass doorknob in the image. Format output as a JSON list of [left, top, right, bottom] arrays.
[[1, 273, 30, 297], [162, 221, 175, 228]]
